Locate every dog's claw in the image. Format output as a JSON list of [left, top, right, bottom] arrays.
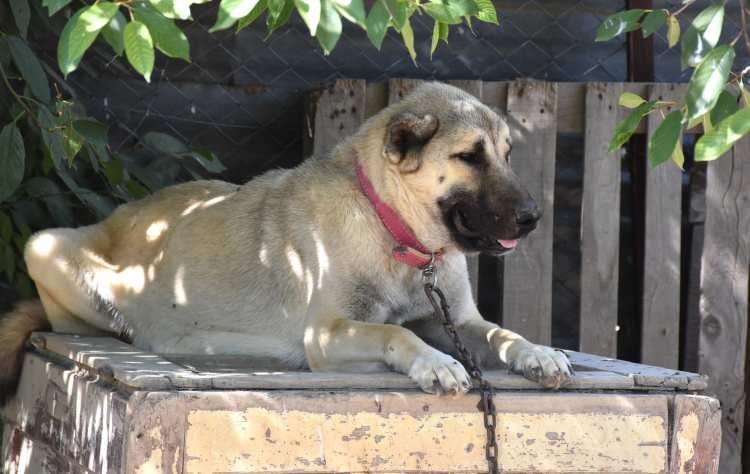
[[409, 350, 471, 395]]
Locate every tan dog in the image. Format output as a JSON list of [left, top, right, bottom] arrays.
[[0, 82, 571, 398]]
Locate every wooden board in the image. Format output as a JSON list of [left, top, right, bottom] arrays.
[[697, 136, 750, 474], [669, 395, 722, 474], [137, 391, 669, 473], [501, 80, 557, 345], [30, 333, 639, 391], [579, 82, 623, 357], [312, 79, 366, 157], [641, 83, 683, 369], [566, 350, 708, 390]]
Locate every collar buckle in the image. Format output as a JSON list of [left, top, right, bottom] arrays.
[[421, 253, 438, 288]]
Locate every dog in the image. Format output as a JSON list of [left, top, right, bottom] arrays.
[[0, 82, 571, 399]]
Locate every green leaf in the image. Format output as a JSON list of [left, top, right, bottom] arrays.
[[25, 177, 75, 226], [101, 10, 127, 56], [42, 0, 73, 16], [608, 100, 657, 152], [9, 0, 31, 39], [57, 3, 120, 77], [73, 119, 109, 147], [148, 0, 194, 20], [680, 5, 724, 69], [641, 9, 666, 37], [685, 45, 735, 121], [0, 212, 12, 243], [672, 138, 685, 169], [619, 91, 645, 108], [124, 21, 155, 82], [383, 0, 408, 30], [742, 82, 750, 108], [365, 0, 389, 49], [126, 179, 150, 199], [267, 0, 294, 34], [103, 159, 125, 186], [317, 0, 342, 54], [595, 9, 644, 42], [6, 36, 51, 103], [474, 0, 497, 24], [0, 124, 25, 203], [133, 4, 190, 61], [647, 110, 683, 167], [431, 20, 440, 56], [236, 0, 267, 32], [1, 245, 15, 282], [0, 39, 10, 68], [422, 0, 462, 25], [333, 0, 365, 27], [294, 0, 321, 34], [401, 18, 416, 63], [709, 90, 738, 125], [211, 0, 262, 32], [188, 149, 226, 173], [142, 132, 189, 154], [666, 14, 680, 48], [695, 107, 750, 161]]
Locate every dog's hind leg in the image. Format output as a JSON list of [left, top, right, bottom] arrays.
[[25, 226, 125, 336]]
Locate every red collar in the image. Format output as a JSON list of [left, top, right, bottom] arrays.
[[354, 157, 440, 269]]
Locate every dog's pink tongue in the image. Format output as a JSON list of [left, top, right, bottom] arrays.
[[498, 239, 518, 249]]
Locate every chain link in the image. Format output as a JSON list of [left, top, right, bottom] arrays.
[[422, 264, 499, 474]]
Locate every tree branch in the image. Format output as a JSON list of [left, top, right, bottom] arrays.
[[740, 0, 750, 58]]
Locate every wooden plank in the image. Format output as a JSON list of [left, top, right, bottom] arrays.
[[387, 78, 424, 104], [32, 333, 635, 391], [1, 351, 129, 473], [579, 82, 623, 357], [565, 350, 708, 390], [175, 391, 668, 473], [363, 81, 387, 118], [481, 82, 689, 134], [501, 80, 557, 345], [312, 79, 366, 157], [697, 135, 750, 474], [641, 83, 683, 369], [669, 395, 722, 474]]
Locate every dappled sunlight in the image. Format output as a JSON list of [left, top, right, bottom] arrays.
[[258, 243, 270, 268], [174, 266, 187, 306], [312, 231, 330, 289], [180, 194, 230, 217], [119, 265, 146, 293], [28, 233, 56, 257], [285, 244, 304, 280], [145, 220, 169, 242]]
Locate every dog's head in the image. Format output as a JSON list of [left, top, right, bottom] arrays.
[[378, 83, 539, 256]]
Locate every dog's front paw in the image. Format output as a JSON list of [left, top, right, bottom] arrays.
[[408, 350, 472, 395], [509, 344, 573, 389]]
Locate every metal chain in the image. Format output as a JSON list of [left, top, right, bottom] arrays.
[[422, 263, 499, 474]]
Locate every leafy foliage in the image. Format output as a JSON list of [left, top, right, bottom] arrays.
[[0, 8, 225, 297], [42, 0, 498, 75], [598, 1, 750, 166]]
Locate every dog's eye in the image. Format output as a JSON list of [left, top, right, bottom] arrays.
[[455, 152, 478, 163]]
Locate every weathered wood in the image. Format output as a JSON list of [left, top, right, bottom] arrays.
[[501, 80, 557, 345], [670, 395, 722, 474], [32, 333, 638, 391], [566, 350, 708, 390], [698, 136, 750, 474], [1, 351, 128, 473], [579, 82, 623, 357], [312, 79, 366, 157], [387, 78, 424, 104], [641, 83, 683, 369], [170, 391, 669, 473]]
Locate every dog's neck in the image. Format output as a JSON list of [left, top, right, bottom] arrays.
[[351, 146, 455, 258]]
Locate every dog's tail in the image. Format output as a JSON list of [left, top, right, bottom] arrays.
[[0, 299, 49, 403]]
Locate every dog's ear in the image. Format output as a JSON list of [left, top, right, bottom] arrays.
[[383, 112, 439, 173]]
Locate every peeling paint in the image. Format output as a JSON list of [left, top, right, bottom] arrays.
[[185, 408, 667, 472], [675, 413, 699, 474]]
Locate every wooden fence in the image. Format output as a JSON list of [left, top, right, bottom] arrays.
[[306, 78, 750, 473]]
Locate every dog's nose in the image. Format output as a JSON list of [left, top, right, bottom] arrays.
[[515, 199, 541, 232]]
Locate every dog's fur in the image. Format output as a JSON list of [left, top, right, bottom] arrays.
[[1, 83, 571, 398]]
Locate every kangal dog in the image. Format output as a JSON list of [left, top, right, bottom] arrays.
[[0, 82, 571, 399]]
